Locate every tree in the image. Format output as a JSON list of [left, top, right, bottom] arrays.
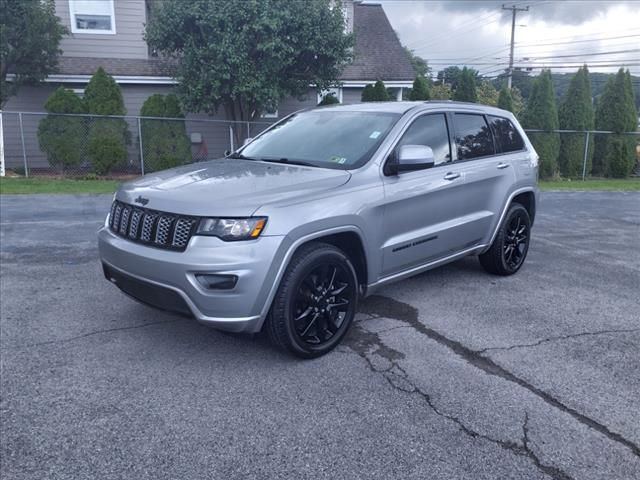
[[558, 66, 594, 178], [84, 68, 129, 175], [430, 84, 452, 100], [453, 67, 477, 102], [594, 68, 638, 177], [361, 80, 390, 102], [145, 0, 352, 145], [0, 0, 67, 106], [318, 93, 340, 106], [403, 46, 430, 78], [37, 87, 86, 171], [511, 87, 525, 118], [476, 81, 498, 106], [497, 88, 514, 112], [521, 70, 560, 179], [140, 94, 191, 172], [407, 76, 430, 101]]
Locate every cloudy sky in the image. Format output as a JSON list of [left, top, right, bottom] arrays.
[[377, 0, 640, 77]]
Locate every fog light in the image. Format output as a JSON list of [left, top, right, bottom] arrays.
[[195, 274, 238, 290]]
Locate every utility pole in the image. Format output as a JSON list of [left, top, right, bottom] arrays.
[[502, 4, 529, 89]]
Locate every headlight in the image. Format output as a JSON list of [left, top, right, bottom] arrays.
[[195, 217, 267, 241]]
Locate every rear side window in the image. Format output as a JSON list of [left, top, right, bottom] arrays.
[[454, 114, 495, 160], [397, 113, 451, 165], [488, 115, 525, 153]]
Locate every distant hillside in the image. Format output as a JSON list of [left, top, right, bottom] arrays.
[[551, 72, 640, 110]]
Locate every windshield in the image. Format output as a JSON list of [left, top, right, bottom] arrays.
[[238, 110, 400, 169]]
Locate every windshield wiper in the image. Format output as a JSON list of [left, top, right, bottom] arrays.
[[228, 152, 258, 161], [259, 157, 318, 167]]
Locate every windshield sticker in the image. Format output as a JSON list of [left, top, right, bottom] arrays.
[[329, 156, 347, 164], [369, 131, 381, 139]]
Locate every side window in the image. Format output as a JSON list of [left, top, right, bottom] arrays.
[[454, 114, 496, 160], [488, 115, 525, 153], [397, 114, 451, 165]]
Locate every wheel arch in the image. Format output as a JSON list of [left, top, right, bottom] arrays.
[[257, 226, 370, 326]]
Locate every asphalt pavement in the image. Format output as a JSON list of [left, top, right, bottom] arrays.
[[1, 191, 639, 480]]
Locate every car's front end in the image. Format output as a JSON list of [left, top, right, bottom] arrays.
[[98, 197, 289, 333]]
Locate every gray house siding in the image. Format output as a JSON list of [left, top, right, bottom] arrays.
[[56, 0, 149, 60]]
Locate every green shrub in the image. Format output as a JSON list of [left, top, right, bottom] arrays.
[[84, 68, 129, 174], [87, 119, 128, 175], [497, 88, 513, 112], [605, 136, 635, 178], [318, 93, 340, 106], [408, 76, 430, 101], [361, 81, 390, 102], [37, 87, 86, 170], [521, 70, 560, 179], [453, 67, 477, 103], [140, 94, 191, 172]]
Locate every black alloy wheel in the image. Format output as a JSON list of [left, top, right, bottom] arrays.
[[479, 203, 531, 275], [267, 243, 358, 358]]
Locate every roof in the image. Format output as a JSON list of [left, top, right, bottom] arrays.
[[318, 101, 515, 117], [340, 4, 415, 82]]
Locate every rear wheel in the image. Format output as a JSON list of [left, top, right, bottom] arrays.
[[266, 242, 358, 358], [479, 203, 531, 275]]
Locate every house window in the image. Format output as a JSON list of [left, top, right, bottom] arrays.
[[69, 0, 116, 34], [317, 88, 343, 104], [261, 106, 279, 119]]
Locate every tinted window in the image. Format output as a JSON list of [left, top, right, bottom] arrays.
[[454, 114, 495, 160], [488, 115, 525, 153], [397, 114, 451, 165]]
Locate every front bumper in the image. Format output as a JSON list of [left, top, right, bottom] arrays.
[[98, 227, 288, 333]]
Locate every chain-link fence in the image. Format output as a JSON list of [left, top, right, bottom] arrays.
[[1, 111, 638, 179], [0, 111, 272, 178], [525, 129, 640, 179]]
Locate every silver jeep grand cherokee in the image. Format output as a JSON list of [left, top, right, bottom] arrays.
[[99, 101, 538, 358]]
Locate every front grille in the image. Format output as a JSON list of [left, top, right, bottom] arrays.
[[108, 201, 198, 251]]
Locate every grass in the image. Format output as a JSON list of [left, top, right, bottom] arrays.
[[539, 178, 640, 191], [0, 177, 121, 195], [1, 176, 639, 194]]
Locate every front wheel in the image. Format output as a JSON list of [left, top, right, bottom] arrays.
[[479, 203, 531, 275], [266, 243, 359, 358]]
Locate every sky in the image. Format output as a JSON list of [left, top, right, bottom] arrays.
[[377, 0, 640, 78]]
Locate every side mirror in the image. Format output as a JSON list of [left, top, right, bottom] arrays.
[[243, 137, 254, 146], [388, 145, 435, 175]]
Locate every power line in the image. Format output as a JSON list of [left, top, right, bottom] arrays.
[[515, 33, 640, 48]]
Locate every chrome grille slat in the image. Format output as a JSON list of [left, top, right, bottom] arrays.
[[140, 213, 158, 242], [108, 201, 195, 252], [128, 210, 142, 238], [119, 206, 131, 235]]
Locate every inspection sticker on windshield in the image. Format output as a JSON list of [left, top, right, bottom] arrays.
[[369, 131, 381, 139], [329, 156, 347, 164]]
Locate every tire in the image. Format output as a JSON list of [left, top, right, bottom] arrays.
[[266, 242, 359, 359], [479, 203, 531, 276]]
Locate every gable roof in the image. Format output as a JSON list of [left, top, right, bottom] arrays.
[[340, 3, 415, 82]]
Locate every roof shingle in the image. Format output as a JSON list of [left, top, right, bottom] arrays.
[[340, 3, 415, 81]]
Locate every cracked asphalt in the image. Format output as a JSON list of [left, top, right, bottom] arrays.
[[1, 191, 639, 480]]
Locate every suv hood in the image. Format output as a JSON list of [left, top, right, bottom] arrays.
[[117, 158, 351, 217]]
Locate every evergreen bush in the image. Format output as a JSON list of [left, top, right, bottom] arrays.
[[408, 76, 430, 101], [361, 81, 390, 102], [37, 87, 86, 170], [594, 68, 638, 177], [318, 93, 340, 106], [140, 94, 191, 172], [521, 70, 560, 178], [453, 67, 477, 103], [497, 88, 513, 112], [84, 67, 129, 174], [558, 67, 594, 178]]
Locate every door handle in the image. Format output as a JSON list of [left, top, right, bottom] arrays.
[[497, 162, 510, 169], [443, 172, 461, 181]]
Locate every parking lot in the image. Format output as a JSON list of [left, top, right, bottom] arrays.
[[1, 191, 639, 480]]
